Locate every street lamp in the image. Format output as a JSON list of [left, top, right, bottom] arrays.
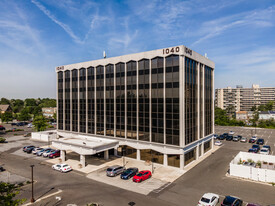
[[30, 165, 35, 203]]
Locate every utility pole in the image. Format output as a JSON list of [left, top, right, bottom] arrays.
[[30, 165, 35, 203]]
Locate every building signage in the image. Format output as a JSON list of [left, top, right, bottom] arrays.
[[185, 47, 192, 56], [163, 46, 180, 55], [56, 66, 64, 71]]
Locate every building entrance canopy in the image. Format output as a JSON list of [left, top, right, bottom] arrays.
[[52, 135, 119, 155]]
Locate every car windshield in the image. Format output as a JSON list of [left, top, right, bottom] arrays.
[[223, 197, 234, 204], [201, 197, 210, 203], [107, 168, 113, 172], [261, 149, 268, 152], [124, 170, 131, 174], [136, 173, 142, 176], [252, 145, 259, 148], [63, 164, 68, 167]]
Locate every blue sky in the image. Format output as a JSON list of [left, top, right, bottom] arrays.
[[0, 0, 275, 99]]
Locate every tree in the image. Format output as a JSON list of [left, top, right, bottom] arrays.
[[226, 105, 235, 119], [1, 112, 13, 123], [265, 101, 274, 111], [251, 105, 257, 111], [18, 108, 31, 122], [0, 182, 26, 206], [251, 110, 259, 127], [257, 104, 265, 112], [0, 98, 10, 105], [33, 115, 48, 131], [53, 112, 57, 121], [38, 98, 56, 108], [10, 99, 24, 113], [24, 98, 37, 107]]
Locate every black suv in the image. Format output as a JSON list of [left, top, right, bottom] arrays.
[[256, 138, 264, 145], [226, 135, 233, 141]]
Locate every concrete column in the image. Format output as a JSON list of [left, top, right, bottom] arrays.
[[163, 154, 168, 166], [61, 150, 65, 162], [80, 154, 86, 167], [114, 148, 118, 156], [196, 144, 199, 160], [211, 137, 214, 150], [201, 141, 204, 156], [104, 150, 109, 160], [136, 149, 140, 160], [180, 154, 184, 170]]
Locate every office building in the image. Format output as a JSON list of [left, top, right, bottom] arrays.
[[55, 45, 215, 169]]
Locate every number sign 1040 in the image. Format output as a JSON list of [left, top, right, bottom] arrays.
[[163, 47, 180, 54]]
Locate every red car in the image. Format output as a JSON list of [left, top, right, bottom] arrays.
[[132, 170, 151, 183], [49, 150, 60, 158]]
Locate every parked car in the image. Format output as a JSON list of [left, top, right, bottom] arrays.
[[249, 138, 257, 143], [11, 123, 17, 126], [27, 123, 33, 128], [251, 144, 260, 153], [198, 193, 219, 206], [133, 170, 152, 183], [16, 122, 24, 126], [256, 138, 264, 145], [248, 148, 257, 153], [0, 125, 5, 130], [120, 167, 139, 180], [232, 136, 239, 142], [52, 163, 72, 173], [217, 135, 225, 140], [221, 196, 243, 206], [23, 145, 35, 152], [106, 165, 125, 177], [246, 204, 261, 206], [260, 148, 270, 155], [49, 150, 60, 158], [223, 133, 229, 137], [240, 137, 247, 143], [229, 131, 235, 135], [226, 135, 233, 141], [32, 147, 43, 155], [25, 146, 36, 153], [0, 166, 4, 172], [263, 145, 271, 151], [36, 148, 51, 156], [43, 149, 55, 157], [214, 140, 223, 146]]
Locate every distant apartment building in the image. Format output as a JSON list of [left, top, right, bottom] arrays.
[[215, 85, 275, 112], [42, 107, 56, 118]]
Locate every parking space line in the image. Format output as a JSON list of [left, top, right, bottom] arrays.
[[266, 140, 268, 145]]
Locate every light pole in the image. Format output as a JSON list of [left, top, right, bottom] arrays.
[[30, 165, 35, 203]]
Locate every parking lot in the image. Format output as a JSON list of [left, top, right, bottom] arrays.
[[1, 125, 275, 205], [155, 126, 275, 205], [215, 126, 275, 154]]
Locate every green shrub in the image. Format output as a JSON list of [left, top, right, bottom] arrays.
[[0, 137, 6, 143]]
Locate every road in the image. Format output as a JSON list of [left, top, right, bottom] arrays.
[[1, 125, 275, 205]]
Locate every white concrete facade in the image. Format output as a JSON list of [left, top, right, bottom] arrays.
[[56, 45, 215, 169]]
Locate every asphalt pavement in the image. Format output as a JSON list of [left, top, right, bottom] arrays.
[[1, 125, 275, 205]]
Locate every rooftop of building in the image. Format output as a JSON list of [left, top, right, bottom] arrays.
[[0, 104, 11, 112], [56, 45, 215, 72]]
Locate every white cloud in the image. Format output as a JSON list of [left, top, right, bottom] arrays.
[[31, 0, 84, 44]]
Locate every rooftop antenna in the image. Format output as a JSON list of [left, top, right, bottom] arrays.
[[204, 53, 208, 59], [103, 51, 106, 59]]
